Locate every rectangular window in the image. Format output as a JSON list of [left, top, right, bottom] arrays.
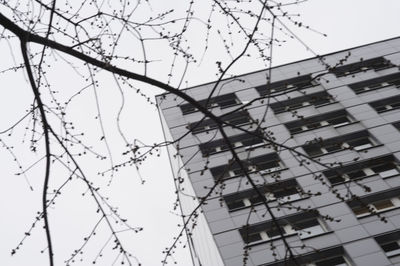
[[348, 187, 400, 218], [369, 95, 400, 113], [311, 256, 350, 266], [189, 111, 252, 134], [223, 179, 304, 211], [270, 91, 334, 114], [240, 212, 326, 244], [259, 246, 349, 266], [285, 110, 352, 135], [255, 74, 314, 96], [349, 72, 400, 94], [209, 152, 282, 180], [323, 155, 400, 185], [198, 130, 264, 156], [331, 57, 394, 77], [302, 131, 375, 157], [179, 93, 241, 114], [376, 231, 400, 259]]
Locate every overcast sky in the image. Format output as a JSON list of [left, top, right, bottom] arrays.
[[0, 1, 400, 265]]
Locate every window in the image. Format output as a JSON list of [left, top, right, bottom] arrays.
[[209, 152, 282, 180], [331, 56, 394, 77], [199, 130, 264, 156], [376, 231, 400, 258], [302, 131, 376, 157], [240, 212, 326, 245], [323, 155, 400, 185], [369, 94, 400, 113], [188, 111, 252, 134], [348, 187, 400, 218], [179, 93, 241, 114], [223, 179, 304, 211], [260, 247, 350, 266], [307, 256, 350, 266], [349, 72, 400, 94], [270, 91, 335, 114], [285, 110, 352, 135], [256, 74, 315, 96]]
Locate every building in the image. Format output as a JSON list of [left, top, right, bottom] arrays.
[[156, 37, 400, 266]]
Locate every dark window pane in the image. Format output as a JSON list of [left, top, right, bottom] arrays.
[[293, 218, 319, 230], [328, 175, 346, 185], [382, 242, 400, 252], [347, 170, 367, 180], [227, 200, 246, 210], [315, 256, 347, 266], [243, 232, 262, 243], [249, 195, 265, 205], [325, 143, 343, 152], [303, 145, 323, 157], [327, 116, 350, 126], [347, 137, 371, 148], [371, 163, 396, 173], [266, 226, 281, 238], [273, 187, 298, 198]]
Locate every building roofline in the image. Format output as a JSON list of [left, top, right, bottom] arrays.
[[155, 35, 400, 98]]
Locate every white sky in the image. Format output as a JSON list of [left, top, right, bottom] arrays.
[[0, 0, 400, 265]]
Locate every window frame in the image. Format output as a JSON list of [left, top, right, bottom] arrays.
[[270, 91, 335, 114], [302, 131, 376, 157], [323, 155, 400, 186], [224, 179, 305, 212], [285, 110, 354, 135]]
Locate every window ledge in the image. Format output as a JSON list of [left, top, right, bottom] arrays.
[[329, 172, 400, 187], [356, 206, 400, 219], [220, 167, 289, 182], [191, 122, 252, 135], [203, 142, 267, 157], [291, 121, 359, 136], [308, 143, 384, 159], [377, 107, 400, 114], [220, 103, 242, 110], [354, 84, 394, 95], [228, 196, 310, 213], [274, 101, 338, 115]]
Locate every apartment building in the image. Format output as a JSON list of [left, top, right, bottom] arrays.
[[156, 37, 400, 266]]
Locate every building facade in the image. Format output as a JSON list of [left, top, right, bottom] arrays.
[[156, 37, 400, 266]]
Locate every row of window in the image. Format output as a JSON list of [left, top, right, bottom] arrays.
[[285, 109, 352, 135], [189, 110, 252, 134], [179, 56, 397, 119], [348, 187, 400, 218], [302, 130, 375, 157], [370, 94, 400, 113], [285, 97, 400, 136], [209, 152, 399, 185], [348, 71, 400, 94], [255, 74, 315, 96], [240, 212, 326, 245], [269, 91, 335, 114], [323, 155, 400, 185], [180, 93, 241, 115], [215, 154, 399, 217], [330, 56, 394, 77], [185, 90, 399, 136], [198, 129, 264, 156], [261, 246, 350, 266], [209, 152, 282, 180], [376, 230, 400, 259], [223, 179, 303, 211], [260, 229, 400, 266]]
